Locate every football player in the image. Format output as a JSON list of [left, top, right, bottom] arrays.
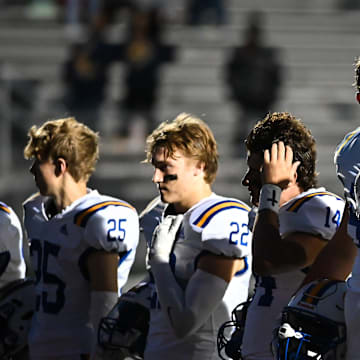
[[299, 59, 360, 360], [142, 113, 253, 359], [0, 202, 25, 289], [240, 112, 345, 360], [22, 117, 139, 360], [0, 201, 29, 359]]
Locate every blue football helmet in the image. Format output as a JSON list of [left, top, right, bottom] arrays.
[[217, 300, 251, 360], [272, 279, 346, 360]]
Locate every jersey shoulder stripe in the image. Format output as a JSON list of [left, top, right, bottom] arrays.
[[0, 202, 10, 214], [286, 192, 343, 213], [335, 128, 360, 158], [74, 200, 135, 227], [299, 279, 335, 307], [193, 200, 250, 228]]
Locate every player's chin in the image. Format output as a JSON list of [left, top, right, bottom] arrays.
[[159, 191, 171, 204]]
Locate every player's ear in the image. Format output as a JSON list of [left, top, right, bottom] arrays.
[[194, 160, 205, 176], [54, 157, 67, 176]]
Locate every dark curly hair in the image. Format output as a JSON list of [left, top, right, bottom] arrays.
[[245, 112, 318, 190]]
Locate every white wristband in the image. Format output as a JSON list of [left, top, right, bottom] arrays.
[[259, 184, 281, 213]]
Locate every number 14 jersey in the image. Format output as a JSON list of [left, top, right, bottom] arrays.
[[242, 187, 344, 360]]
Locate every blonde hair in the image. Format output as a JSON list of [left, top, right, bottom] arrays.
[[145, 113, 218, 184], [24, 117, 99, 182]]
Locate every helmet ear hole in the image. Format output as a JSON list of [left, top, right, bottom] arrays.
[[273, 279, 347, 360]]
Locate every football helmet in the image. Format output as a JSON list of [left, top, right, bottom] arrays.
[[98, 279, 153, 359], [217, 300, 251, 360], [334, 126, 360, 216], [272, 279, 346, 360], [0, 278, 36, 359]]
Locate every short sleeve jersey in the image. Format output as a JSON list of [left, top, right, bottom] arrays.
[[145, 193, 252, 360], [23, 190, 139, 357], [242, 187, 344, 360], [0, 201, 25, 289]]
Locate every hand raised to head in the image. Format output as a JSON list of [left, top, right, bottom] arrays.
[[262, 141, 301, 190]]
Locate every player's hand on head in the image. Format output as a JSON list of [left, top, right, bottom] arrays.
[[263, 141, 300, 190], [149, 214, 183, 264]]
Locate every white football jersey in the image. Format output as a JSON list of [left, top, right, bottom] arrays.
[[334, 126, 360, 214], [333, 127, 360, 294], [23, 190, 139, 357], [0, 201, 25, 289], [144, 193, 252, 360], [242, 187, 344, 360]]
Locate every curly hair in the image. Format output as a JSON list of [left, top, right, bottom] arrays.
[[245, 112, 318, 190], [24, 117, 99, 182], [144, 113, 218, 184]]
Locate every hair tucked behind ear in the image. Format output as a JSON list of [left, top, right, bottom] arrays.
[[24, 117, 99, 182]]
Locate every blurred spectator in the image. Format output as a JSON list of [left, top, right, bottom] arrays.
[[57, 0, 131, 38], [224, 11, 283, 157], [338, 0, 360, 9], [62, 14, 114, 131], [185, 0, 227, 25], [113, 6, 176, 139]]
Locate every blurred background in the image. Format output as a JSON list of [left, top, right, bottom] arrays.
[[1, 0, 360, 286]]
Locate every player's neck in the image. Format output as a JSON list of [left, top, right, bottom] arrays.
[[52, 180, 88, 214], [280, 183, 303, 206], [174, 184, 212, 213]]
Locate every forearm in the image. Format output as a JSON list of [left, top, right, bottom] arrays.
[[302, 234, 356, 284], [253, 213, 309, 275], [151, 262, 227, 338]]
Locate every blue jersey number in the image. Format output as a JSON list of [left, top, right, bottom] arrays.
[[30, 239, 66, 314], [257, 276, 276, 307], [229, 222, 249, 246], [324, 207, 341, 228], [107, 218, 127, 241]]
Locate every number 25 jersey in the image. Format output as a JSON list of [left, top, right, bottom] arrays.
[[23, 189, 139, 357]]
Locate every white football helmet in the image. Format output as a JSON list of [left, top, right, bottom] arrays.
[[334, 126, 360, 216], [217, 300, 252, 360], [98, 279, 154, 359], [272, 279, 346, 360], [0, 278, 36, 359]]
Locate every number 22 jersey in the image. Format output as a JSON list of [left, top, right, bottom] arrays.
[[145, 193, 252, 360], [23, 189, 139, 357]]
